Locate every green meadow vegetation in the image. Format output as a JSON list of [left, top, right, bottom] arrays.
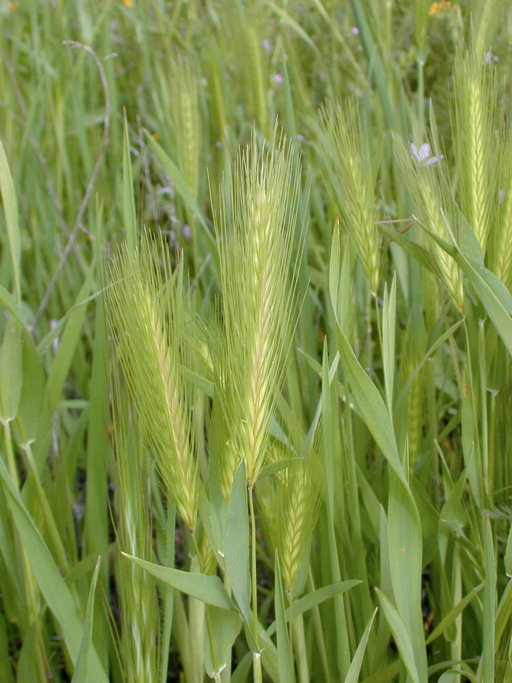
[[1, 0, 512, 680]]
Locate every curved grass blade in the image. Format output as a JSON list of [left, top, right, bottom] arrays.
[[375, 588, 420, 683], [72, 556, 102, 682], [0, 138, 21, 302], [121, 553, 235, 610], [224, 462, 251, 623], [266, 580, 362, 637], [426, 582, 484, 645], [0, 458, 108, 681], [344, 607, 378, 683]]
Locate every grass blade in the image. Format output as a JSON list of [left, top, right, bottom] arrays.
[[121, 553, 235, 610], [0, 138, 21, 302], [344, 607, 378, 683], [274, 554, 295, 683], [376, 588, 420, 683], [72, 556, 102, 683], [0, 458, 108, 681]]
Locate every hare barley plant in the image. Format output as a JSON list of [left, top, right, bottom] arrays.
[[2, 2, 512, 682]]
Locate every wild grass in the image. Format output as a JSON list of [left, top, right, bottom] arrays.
[[1, 1, 512, 681]]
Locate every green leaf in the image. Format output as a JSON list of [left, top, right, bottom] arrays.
[[335, 325, 405, 484], [376, 588, 420, 683], [274, 554, 295, 683], [344, 607, 378, 683], [121, 553, 235, 610], [31, 267, 95, 475], [388, 472, 427, 680], [422, 225, 512, 356], [258, 457, 301, 481], [0, 285, 26, 325], [378, 224, 436, 273], [44, 268, 94, 413], [0, 612, 14, 683], [382, 275, 397, 413], [72, 557, 102, 683], [478, 518, 496, 682], [0, 458, 108, 681], [17, 329, 45, 442], [0, 317, 22, 421], [461, 257, 512, 356], [505, 525, 512, 578], [0, 138, 21, 302], [203, 606, 241, 680], [224, 463, 251, 623], [329, 221, 354, 338], [266, 581, 362, 637], [495, 579, 512, 650], [426, 582, 484, 645]]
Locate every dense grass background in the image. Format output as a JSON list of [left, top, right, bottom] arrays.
[[1, 1, 512, 681]]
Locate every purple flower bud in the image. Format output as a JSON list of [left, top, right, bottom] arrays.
[[351, 26, 360, 36], [183, 224, 192, 240], [273, 73, 284, 84], [262, 39, 272, 52]]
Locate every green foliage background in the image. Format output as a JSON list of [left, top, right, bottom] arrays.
[[0, 1, 512, 681]]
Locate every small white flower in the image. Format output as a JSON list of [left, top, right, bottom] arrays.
[[410, 142, 443, 167]]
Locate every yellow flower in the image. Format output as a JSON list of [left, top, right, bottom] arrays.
[[122, 0, 134, 7], [429, 1, 452, 16], [8, 2, 18, 12]]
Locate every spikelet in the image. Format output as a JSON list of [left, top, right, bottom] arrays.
[[214, 130, 301, 497], [418, 174, 464, 312], [494, 191, 512, 288], [394, 136, 464, 312], [258, 444, 320, 599], [319, 101, 380, 293], [169, 54, 202, 210], [107, 236, 198, 532], [197, 529, 217, 576], [452, 48, 499, 256], [400, 325, 427, 470]]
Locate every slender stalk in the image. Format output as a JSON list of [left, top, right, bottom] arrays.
[[293, 613, 309, 683], [308, 571, 331, 681], [248, 486, 262, 683], [1, 420, 19, 488], [191, 534, 221, 678]]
